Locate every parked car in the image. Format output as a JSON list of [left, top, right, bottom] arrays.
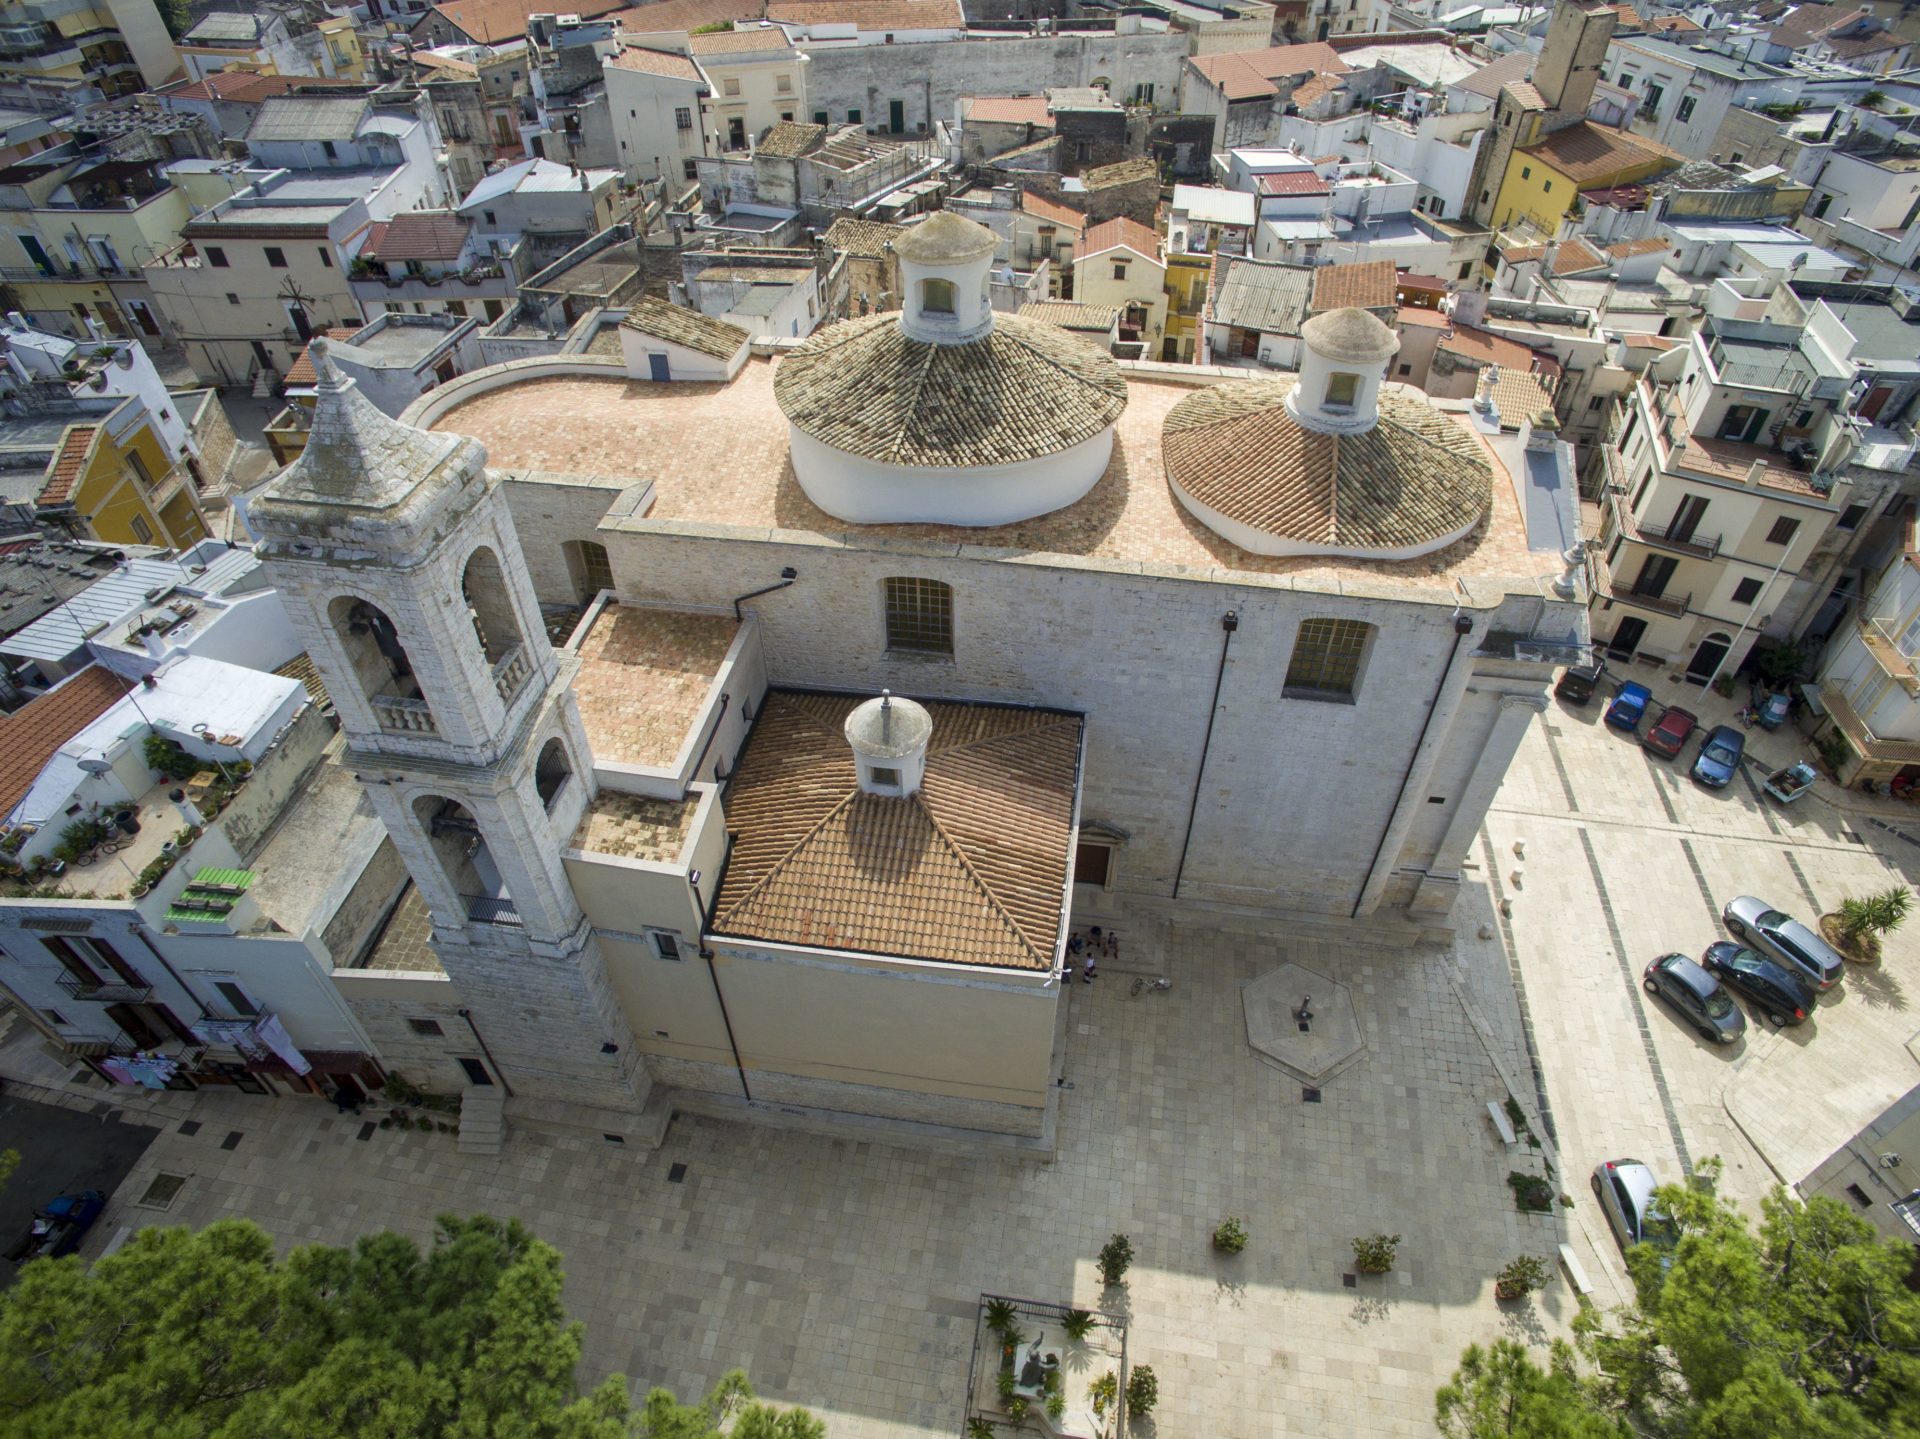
[[1590, 1159, 1679, 1255], [1691, 724, 1746, 788], [1642, 705, 1698, 760], [1722, 895, 1845, 992], [2, 1190, 105, 1264], [1700, 940, 1814, 1027], [1606, 681, 1653, 732], [1556, 657, 1606, 705], [1643, 952, 1746, 1044]]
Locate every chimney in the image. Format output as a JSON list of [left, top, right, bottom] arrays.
[[169, 788, 205, 829], [1746, 458, 1769, 487]]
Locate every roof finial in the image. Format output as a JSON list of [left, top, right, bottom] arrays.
[[880, 688, 892, 742], [309, 335, 341, 388]]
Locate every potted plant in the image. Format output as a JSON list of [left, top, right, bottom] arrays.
[[1213, 1216, 1247, 1254], [1089, 1373, 1117, 1424], [1493, 1254, 1549, 1302], [1061, 1309, 1095, 1342], [967, 1420, 996, 1439], [1097, 1233, 1133, 1287], [1508, 1170, 1555, 1213], [1124, 1365, 1158, 1419], [1351, 1233, 1401, 1275], [1821, 886, 1910, 964]]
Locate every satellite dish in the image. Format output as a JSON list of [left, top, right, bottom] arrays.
[[1790, 252, 1808, 270]]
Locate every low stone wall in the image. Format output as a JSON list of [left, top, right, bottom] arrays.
[[218, 702, 336, 863]]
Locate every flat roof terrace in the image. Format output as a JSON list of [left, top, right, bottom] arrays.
[[431, 359, 1542, 592], [572, 603, 738, 769]]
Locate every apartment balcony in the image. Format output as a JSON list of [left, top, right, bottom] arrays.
[[1822, 684, 1920, 770], [55, 969, 152, 1004], [1609, 493, 1720, 560], [0, 261, 127, 284], [1589, 557, 1691, 618], [346, 265, 513, 305], [1859, 619, 1920, 698]]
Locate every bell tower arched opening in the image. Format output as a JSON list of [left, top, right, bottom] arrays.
[[329, 595, 431, 729], [413, 795, 519, 927]]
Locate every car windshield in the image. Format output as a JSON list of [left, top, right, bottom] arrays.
[[1704, 741, 1738, 764], [1640, 1210, 1680, 1249], [1730, 952, 1765, 976], [1703, 991, 1735, 1018], [1757, 909, 1791, 933]]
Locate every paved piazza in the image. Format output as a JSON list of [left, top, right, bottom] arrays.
[[9, 665, 1919, 1438]]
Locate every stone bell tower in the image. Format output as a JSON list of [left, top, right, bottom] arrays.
[[249, 339, 644, 1109]]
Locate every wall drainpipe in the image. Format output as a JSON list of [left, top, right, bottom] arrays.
[[732, 566, 797, 621], [1173, 610, 1238, 901], [457, 1007, 513, 1096], [693, 839, 752, 1102]]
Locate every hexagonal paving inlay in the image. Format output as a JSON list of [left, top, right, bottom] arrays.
[[1243, 962, 1365, 1085]]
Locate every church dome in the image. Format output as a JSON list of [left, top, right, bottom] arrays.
[[774, 209, 1127, 527], [1162, 377, 1491, 561]]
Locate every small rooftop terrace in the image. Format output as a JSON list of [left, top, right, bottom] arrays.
[[571, 603, 739, 770]]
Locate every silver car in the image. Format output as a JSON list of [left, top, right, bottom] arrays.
[[1722, 895, 1845, 992], [1590, 1159, 1678, 1255]]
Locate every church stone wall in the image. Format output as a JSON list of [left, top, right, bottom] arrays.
[[499, 470, 629, 606], [599, 524, 1537, 919]]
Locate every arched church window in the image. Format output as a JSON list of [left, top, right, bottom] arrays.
[[535, 738, 572, 811], [462, 546, 532, 668]]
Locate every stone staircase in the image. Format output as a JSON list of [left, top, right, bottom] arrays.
[[457, 1084, 505, 1156]]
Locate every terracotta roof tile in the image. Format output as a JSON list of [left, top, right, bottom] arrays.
[[1079, 215, 1160, 261], [766, 0, 963, 28], [1438, 324, 1541, 371], [1162, 379, 1490, 554], [1291, 73, 1346, 105], [712, 690, 1081, 969], [608, 0, 764, 33], [756, 119, 825, 157], [1623, 332, 1680, 349], [621, 296, 750, 359], [1188, 43, 1349, 101], [362, 210, 470, 263], [1487, 370, 1558, 429], [1451, 49, 1533, 99], [1499, 242, 1548, 263], [1648, 14, 1702, 32], [690, 24, 794, 53], [824, 216, 904, 257], [1550, 237, 1609, 275], [1084, 156, 1157, 190], [966, 95, 1054, 126], [1257, 169, 1331, 196], [1607, 236, 1669, 259], [1309, 259, 1396, 312], [424, 0, 626, 42], [774, 312, 1127, 468], [608, 45, 705, 81], [1018, 300, 1119, 332], [36, 425, 97, 509], [1396, 305, 1450, 328], [286, 328, 363, 387], [1520, 121, 1682, 184], [1021, 191, 1085, 231], [0, 667, 133, 819]]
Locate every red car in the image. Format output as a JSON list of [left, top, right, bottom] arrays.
[[1642, 705, 1698, 760]]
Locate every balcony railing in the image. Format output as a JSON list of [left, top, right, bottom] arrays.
[[56, 969, 152, 1004], [463, 894, 523, 928], [373, 693, 437, 733], [1860, 619, 1920, 697], [491, 644, 531, 702], [1589, 554, 1692, 618], [1612, 495, 1722, 560]]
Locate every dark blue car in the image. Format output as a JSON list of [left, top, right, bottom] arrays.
[[4, 1189, 105, 1263], [1605, 681, 1652, 732], [1692, 724, 1746, 788]]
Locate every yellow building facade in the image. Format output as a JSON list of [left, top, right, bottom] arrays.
[[1489, 119, 1681, 237], [39, 412, 208, 549], [1161, 250, 1211, 363]]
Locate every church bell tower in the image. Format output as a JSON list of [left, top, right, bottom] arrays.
[[249, 340, 645, 1109]]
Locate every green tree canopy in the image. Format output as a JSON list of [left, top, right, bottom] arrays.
[[1437, 1164, 1920, 1439], [0, 1215, 822, 1439]]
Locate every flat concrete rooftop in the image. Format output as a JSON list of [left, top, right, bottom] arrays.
[[431, 358, 1542, 591]]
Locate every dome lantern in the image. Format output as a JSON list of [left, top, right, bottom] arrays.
[[844, 690, 934, 798], [1285, 307, 1401, 437], [894, 211, 999, 345]]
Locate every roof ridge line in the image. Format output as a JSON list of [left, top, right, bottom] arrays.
[[999, 324, 1124, 398], [711, 785, 861, 929], [885, 337, 944, 465], [919, 802, 1047, 966]]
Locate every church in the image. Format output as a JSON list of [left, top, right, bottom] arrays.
[[249, 211, 1583, 1143]]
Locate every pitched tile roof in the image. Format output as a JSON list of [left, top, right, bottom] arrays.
[[1310, 259, 1397, 312], [1208, 255, 1313, 334], [1257, 169, 1331, 196], [1437, 324, 1542, 371], [1487, 370, 1558, 429], [824, 216, 905, 258], [755, 119, 825, 157], [1162, 379, 1490, 554], [285, 328, 365, 387], [1291, 73, 1347, 106], [1018, 300, 1119, 332], [1084, 156, 1158, 190], [426, 0, 626, 43], [247, 95, 369, 144], [1520, 121, 1682, 183], [621, 296, 750, 358], [711, 690, 1081, 970], [362, 211, 471, 263], [1021, 190, 1085, 231], [608, 45, 705, 80], [0, 667, 132, 819], [1451, 48, 1533, 99], [608, 0, 764, 33], [1550, 237, 1609, 275], [1396, 305, 1451, 328], [773, 311, 1127, 468], [1648, 14, 1702, 32], [966, 95, 1054, 126], [690, 24, 794, 52], [1498, 241, 1548, 264], [1607, 236, 1669, 259], [36, 425, 97, 509], [1770, 4, 1870, 45], [766, 0, 964, 28], [1079, 215, 1161, 262], [1188, 43, 1349, 101]]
